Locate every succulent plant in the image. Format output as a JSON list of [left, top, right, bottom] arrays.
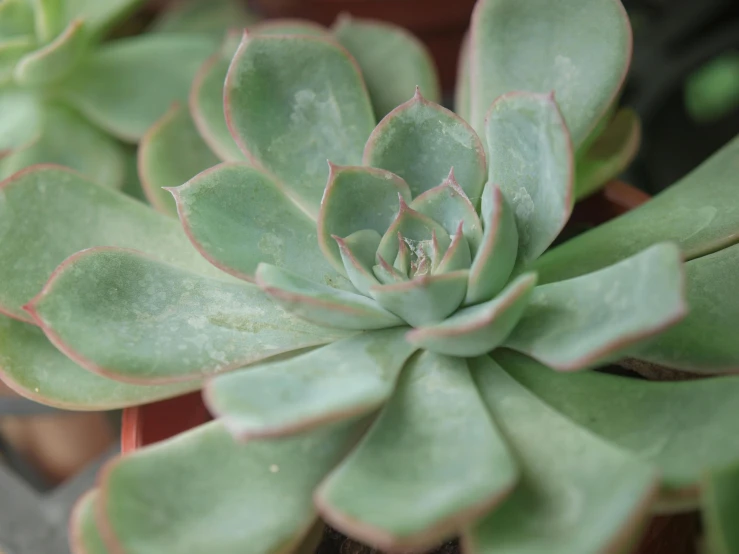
[[0, 0, 738, 553], [0, 0, 252, 188]]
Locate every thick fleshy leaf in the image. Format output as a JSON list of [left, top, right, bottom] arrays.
[[0, 0, 35, 39], [334, 230, 382, 296], [0, 36, 34, 83], [504, 243, 685, 371], [0, 314, 195, 410], [173, 163, 348, 287], [575, 108, 640, 199], [62, 34, 217, 141], [0, 105, 127, 187], [138, 103, 218, 216], [486, 92, 573, 264], [98, 419, 362, 554], [207, 330, 415, 438], [455, 32, 471, 121], [189, 35, 245, 162], [64, 0, 143, 36], [536, 135, 739, 283], [28, 248, 348, 384], [31, 0, 64, 42], [333, 15, 440, 120], [704, 462, 739, 554], [225, 34, 375, 217], [151, 0, 254, 36], [410, 171, 483, 254], [0, 166, 223, 322], [0, 91, 41, 151], [256, 263, 402, 330], [435, 227, 471, 274], [248, 20, 330, 37], [370, 271, 469, 327], [318, 165, 412, 271], [364, 90, 486, 202], [467, 355, 656, 554], [631, 243, 739, 374], [468, 0, 631, 147], [70, 490, 110, 554], [14, 19, 86, 85], [316, 352, 517, 552], [466, 183, 518, 304], [407, 273, 536, 357], [499, 349, 739, 506]]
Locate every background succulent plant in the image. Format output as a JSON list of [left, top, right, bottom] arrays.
[[0, 0, 738, 553], [0, 0, 252, 189]]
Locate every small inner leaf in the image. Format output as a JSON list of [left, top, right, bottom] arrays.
[[333, 230, 382, 296]]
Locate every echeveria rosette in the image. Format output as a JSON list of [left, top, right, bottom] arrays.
[[1, 2, 739, 554], [0, 0, 252, 188]]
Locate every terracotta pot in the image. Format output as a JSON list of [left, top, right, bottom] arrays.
[[120, 180, 698, 553], [249, 0, 476, 93]]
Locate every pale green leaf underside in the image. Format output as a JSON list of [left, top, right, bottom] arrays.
[[703, 462, 739, 554], [467, 355, 656, 554], [364, 93, 486, 203], [632, 243, 739, 373], [498, 349, 739, 501], [469, 0, 631, 148], [30, 249, 349, 383], [225, 35, 375, 218], [100, 419, 362, 554], [317, 352, 517, 551], [504, 243, 685, 371], [62, 34, 218, 141], [71, 490, 110, 554], [0, 166, 225, 322], [485, 92, 573, 264], [536, 135, 739, 283], [207, 329, 416, 438], [333, 16, 440, 120], [139, 103, 219, 216], [257, 263, 401, 330], [407, 272, 536, 357], [0, 313, 195, 410], [0, 105, 127, 188]]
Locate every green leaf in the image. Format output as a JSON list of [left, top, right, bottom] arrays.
[[0, 166, 224, 322], [704, 462, 739, 554], [318, 164, 411, 272], [498, 349, 739, 507], [468, 0, 631, 147], [364, 90, 486, 202], [62, 34, 218, 141], [99, 419, 363, 554], [14, 18, 87, 85], [225, 35, 375, 217], [63, 0, 143, 37], [536, 135, 739, 283], [504, 243, 685, 371], [466, 183, 519, 304], [0, 90, 42, 151], [31, 0, 64, 42], [631, 243, 739, 374], [410, 171, 483, 254], [316, 352, 517, 552], [486, 92, 573, 264], [0, 105, 127, 188], [138, 103, 218, 216], [0, 313, 195, 410], [407, 273, 536, 357], [70, 490, 110, 554], [0, 0, 35, 39], [574, 108, 640, 199], [467, 355, 657, 554], [333, 15, 440, 120], [0, 37, 35, 83], [455, 32, 471, 121], [28, 248, 349, 383], [435, 229, 471, 274], [151, 0, 255, 36], [370, 270, 469, 327], [190, 43, 246, 163], [172, 163, 348, 286], [334, 230, 382, 296], [207, 329, 416, 438], [250, 21, 330, 37], [256, 263, 402, 330]]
